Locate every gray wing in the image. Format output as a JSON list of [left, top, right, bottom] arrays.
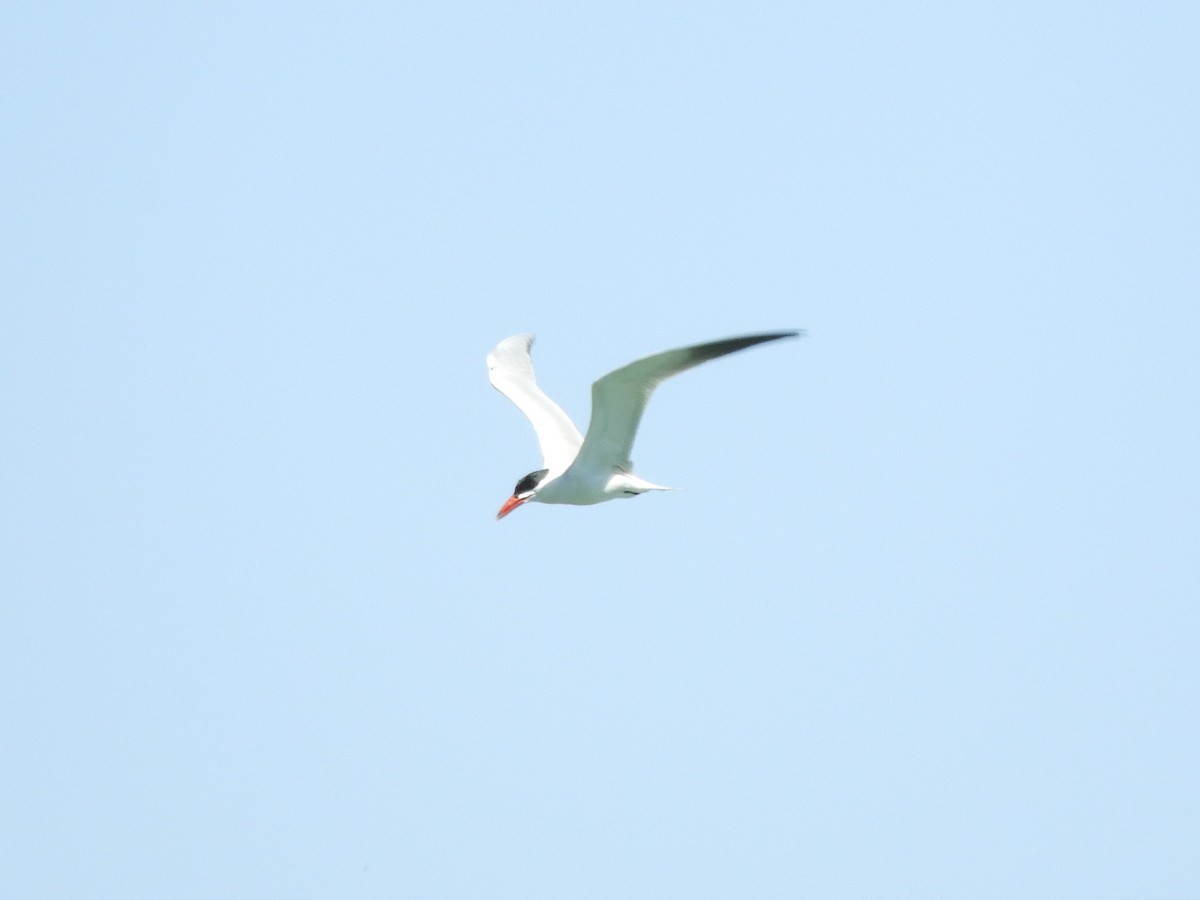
[[563, 331, 801, 476], [487, 334, 584, 473]]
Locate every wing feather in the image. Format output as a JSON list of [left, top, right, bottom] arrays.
[[565, 331, 801, 476], [487, 334, 584, 473]]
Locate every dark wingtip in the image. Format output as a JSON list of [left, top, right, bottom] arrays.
[[683, 330, 805, 366], [733, 329, 805, 345]]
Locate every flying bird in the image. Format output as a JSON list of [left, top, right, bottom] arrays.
[[487, 330, 801, 518]]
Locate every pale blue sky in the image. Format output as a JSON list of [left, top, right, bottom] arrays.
[[3, 2, 1198, 897]]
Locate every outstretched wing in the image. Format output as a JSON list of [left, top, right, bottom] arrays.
[[487, 334, 584, 473], [564, 331, 801, 476]]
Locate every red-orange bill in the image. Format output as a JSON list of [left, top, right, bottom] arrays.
[[496, 495, 526, 519]]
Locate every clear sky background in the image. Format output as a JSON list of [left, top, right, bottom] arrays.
[[3, 2, 1198, 897]]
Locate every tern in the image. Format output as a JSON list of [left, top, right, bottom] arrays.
[[488, 330, 801, 518]]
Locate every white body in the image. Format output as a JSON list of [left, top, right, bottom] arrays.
[[529, 464, 671, 506]]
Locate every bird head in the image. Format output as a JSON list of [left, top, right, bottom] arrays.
[[496, 468, 549, 519]]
